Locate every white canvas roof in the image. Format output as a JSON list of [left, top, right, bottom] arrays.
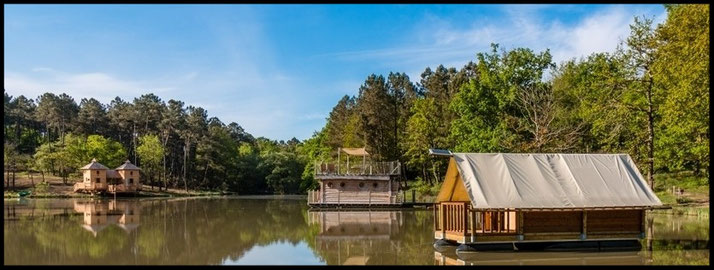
[[447, 153, 662, 209]]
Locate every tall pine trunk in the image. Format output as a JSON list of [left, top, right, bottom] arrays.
[[646, 77, 655, 189]]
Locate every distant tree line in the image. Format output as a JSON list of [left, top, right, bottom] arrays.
[[3, 4, 708, 193], [3, 91, 311, 194]]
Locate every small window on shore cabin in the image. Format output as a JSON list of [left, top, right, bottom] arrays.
[[96, 170, 99, 175], [327, 182, 333, 188], [359, 182, 365, 188], [96, 178, 101, 183], [340, 182, 345, 188], [373, 183, 378, 188], [130, 171, 133, 176], [129, 178, 134, 184]]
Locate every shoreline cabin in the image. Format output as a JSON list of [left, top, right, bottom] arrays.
[[308, 148, 402, 208], [74, 159, 142, 194], [433, 153, 666, 252]]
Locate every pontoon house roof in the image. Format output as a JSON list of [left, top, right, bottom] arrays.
[[437, 153, 662, 209], [80, 158, 109, 170]]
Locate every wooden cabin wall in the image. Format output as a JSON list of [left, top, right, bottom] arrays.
[[321, 180, 395, 204], [521, 210, 643, 235], [587, 210, 643, 233], [522, 211, 582, 233]]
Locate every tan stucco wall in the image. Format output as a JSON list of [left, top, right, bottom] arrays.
[[82, 169, 107, 190]]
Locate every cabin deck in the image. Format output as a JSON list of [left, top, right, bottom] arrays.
[[73, 183, 141, 194], [433, 202, 649, 245]]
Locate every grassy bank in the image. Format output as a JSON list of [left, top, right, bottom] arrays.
[[653, 172, 709, 206]]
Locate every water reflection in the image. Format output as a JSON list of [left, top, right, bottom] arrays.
[[3, 198, 709, 265], [74, 200, 140, 237]]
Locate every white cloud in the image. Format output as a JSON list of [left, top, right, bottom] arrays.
[[4, 69, 175, 103], [327, 5, 665, 70]]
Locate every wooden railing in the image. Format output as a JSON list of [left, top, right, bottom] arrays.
[[307, 189, 403, 205], [315, 161, 401, 176], [441, 202, 470, 235], [73, 182, 90, 192], [307, 190, 321, 204], [434, 202, 518, 242]]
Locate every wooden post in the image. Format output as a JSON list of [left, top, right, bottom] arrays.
[[439, 204, 446, 239], [337, 148, 341, 174], [582, 211, 588, 240], [369, 190, 371, 206], [517, 211, 524, 240], [412, 190, 416, 203], [362, 155, 366, 174]]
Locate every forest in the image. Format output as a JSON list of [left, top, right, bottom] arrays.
[[3, 4, 708, 195]]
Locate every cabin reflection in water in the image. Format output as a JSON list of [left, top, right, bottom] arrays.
[[73, 200, 140, 237], [434, 250, 647, 265], [308, 211, 404, 265]]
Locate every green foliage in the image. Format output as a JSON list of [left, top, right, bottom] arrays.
[[33, 181, 50, 194], [653, 4, 709, 174], [4, 5, 708, 195]]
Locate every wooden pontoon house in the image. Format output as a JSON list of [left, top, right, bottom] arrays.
[[433, 153, 665, 251], [74, 159, 141, 194], [308, 148, 402, 207]]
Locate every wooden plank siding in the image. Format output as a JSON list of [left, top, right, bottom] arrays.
[[587, 210, 643, 233], [522, 211, 583, 233]]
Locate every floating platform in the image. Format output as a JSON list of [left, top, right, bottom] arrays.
[[308, 202, 433, 210], [435, 239, 643, 253]]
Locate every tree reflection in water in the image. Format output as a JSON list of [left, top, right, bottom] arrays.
[[3, 198, 709, 265]]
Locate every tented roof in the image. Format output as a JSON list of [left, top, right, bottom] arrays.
[[437, 153, 662, 209], [341, 147, 369, 156]]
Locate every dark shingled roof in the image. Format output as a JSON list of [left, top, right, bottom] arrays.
[[80, 158, 109, 170], [116, 160, 140, 170], [106, 170, 121, 179]]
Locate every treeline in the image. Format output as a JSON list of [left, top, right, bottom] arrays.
[[310, 4, 709, 188], [3, 5, 708, 193], [3, 92, 311, 194]]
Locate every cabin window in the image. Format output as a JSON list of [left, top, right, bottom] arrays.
[[373, 183, 378, 188], [340, 182, 345, 188], [359, 182, 365, 188], [96, 178, 101, 183], [96, 170, 99, 175], [129, 178, 134, 184], [130, 171, 133, 176], [327, 182, 333, 188]]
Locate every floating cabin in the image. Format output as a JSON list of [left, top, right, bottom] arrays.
[[74, 159, 141, 194], [433, 153, 667, 252], [308, 148, 402, 208]]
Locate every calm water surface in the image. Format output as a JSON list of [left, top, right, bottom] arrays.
[[3, 197, 709, 265]]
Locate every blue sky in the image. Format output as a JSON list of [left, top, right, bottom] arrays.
[[4, 4, 666, 141], [221, 241, 324, 265]]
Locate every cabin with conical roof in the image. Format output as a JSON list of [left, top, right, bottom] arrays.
[[114, 160, 141, 193], [74, 159, 142, 194], [76, 158, 109, 192]]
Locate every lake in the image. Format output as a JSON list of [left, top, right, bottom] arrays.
[[3, 197, 709, 265]]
